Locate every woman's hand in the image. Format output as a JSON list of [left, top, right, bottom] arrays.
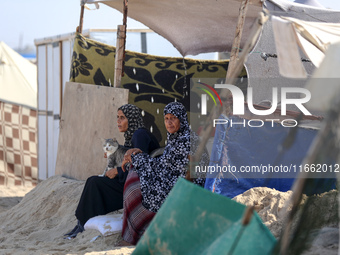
[[122, 148, 142, 171], [105, 168, 118, 179]]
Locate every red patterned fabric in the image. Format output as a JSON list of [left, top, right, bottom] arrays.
[[0, 102, 37, 186], [122, 170, 155, 245]]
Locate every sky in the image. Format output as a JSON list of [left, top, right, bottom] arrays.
[[0, 0, 340, 51], [0, 0, 146, 50]]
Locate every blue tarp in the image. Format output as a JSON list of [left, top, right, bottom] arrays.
[[204, 115, 336, 198]]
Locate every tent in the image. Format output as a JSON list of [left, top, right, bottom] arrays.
[[294, 0, 325, 8], [84, 0, 340, 57], [84, 0, 340, 107], [48, 0, 339, 253], [0, 42, 37, 109], [0, 41, 38, 186], [79, 0, 340, 191], [245, 0, 340, 105], [85, 0, 263, 56]]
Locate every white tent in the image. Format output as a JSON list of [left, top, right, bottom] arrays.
[[0, 41, 37, 109], [294, 0, 325, 8], [243, 0, 340, 109], [272, 16, 340, 77], [0, 42, 38, 186]]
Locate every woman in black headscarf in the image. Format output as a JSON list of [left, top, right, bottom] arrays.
[[120, 102, 209, 245], [64, 104, 159, 239]]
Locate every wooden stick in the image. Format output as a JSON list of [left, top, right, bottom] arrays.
[[113, 0, 128, 88], [225, 11, 268, 86], [226, 0, 250, 80], [191, 11, 269, 169], [122, 0, 128, 78], [242, 206, 254, 226], [228, 206, 254, 255], [114, 25, 126, 88], [59, 41, 63, 116], [123, 0, 128, 26], [78, 4, 85, 34], [280, 100, 340, 255]]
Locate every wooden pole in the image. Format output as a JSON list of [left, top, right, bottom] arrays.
[[226, 0, 250, 80], [225, 10, 268, 86], [114, 25, 126, 88], [280, 99, 340, 255], [222, 0, 250, 121], [188, 11, 268, 180], [114, 0, 128, 88], [123, 0, 128, 26], [59, 41, 63, 116], [78, 4, 85, 34]]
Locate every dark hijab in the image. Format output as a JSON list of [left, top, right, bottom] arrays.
[[131, 102, 209, 212], [118, 104, 145, 147], [164, 102, 190, 137]]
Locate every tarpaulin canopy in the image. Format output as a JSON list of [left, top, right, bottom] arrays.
[[0, 42, 37, 109], [84, 0, 263, 56], [203, 115, 335, 198], [272, 16, 340, 77], [84, 0, 340, 58]]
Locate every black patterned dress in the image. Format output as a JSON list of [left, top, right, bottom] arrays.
[[74, 104, 159, 228], [122, 102, 209, 244]]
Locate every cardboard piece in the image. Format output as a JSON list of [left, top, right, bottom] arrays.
[[55, 82, 129, 180]]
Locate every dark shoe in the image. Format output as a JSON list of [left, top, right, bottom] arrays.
[[64, 220, 84, 238], [64, 224, 79, 237], [66, 225, 84, 239]]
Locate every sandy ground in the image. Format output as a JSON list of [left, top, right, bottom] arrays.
[[0, 176, 134, 255], [233, 186, 339, 255], [0, 175, 338, 254]]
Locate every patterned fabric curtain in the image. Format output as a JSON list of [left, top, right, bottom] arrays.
[[70, 33, 247, 145], [0, 102, 38, 186]]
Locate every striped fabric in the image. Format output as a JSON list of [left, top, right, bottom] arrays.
[[0, 102, 38, 186], [122, 170, 155, 245]]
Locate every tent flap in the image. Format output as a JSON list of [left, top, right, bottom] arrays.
[[84, 0, 263, 56]]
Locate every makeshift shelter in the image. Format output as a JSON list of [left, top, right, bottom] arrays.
[[80, 0, 340, 143], [34, 0, 339, 252], [0, 41, 38, 186]]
